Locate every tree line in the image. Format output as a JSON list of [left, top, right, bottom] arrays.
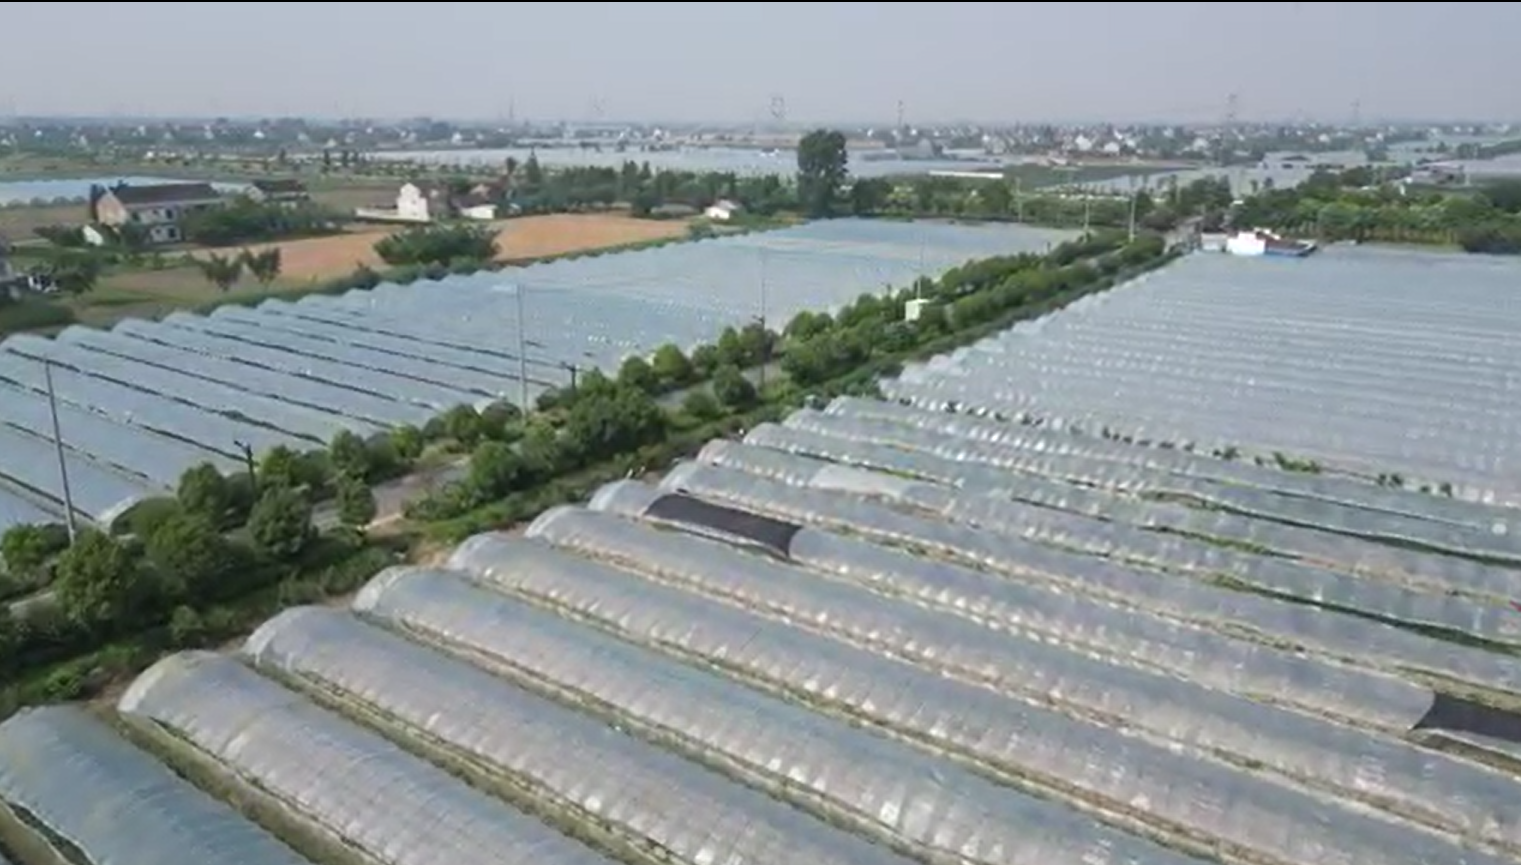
[[0, 229, 1173, 714], [1231, 169, 1521, 254]]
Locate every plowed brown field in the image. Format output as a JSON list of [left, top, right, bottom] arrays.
[[197, 213, 688, 281]]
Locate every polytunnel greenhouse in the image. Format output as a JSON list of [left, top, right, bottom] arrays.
[[7, 240, 1521, 865], [242, 605, 918, 865], [0, 705, 310, 865], [118, 651, 617, 865], [0, 219, 1065, 533], [882, 246, 1521, 503]]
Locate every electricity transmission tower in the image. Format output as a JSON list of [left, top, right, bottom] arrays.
[[769, 95, 787, 124]]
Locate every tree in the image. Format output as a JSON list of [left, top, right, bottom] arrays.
[[48, 250, 105, 295], [335, 477, 378, 529], [681, 388, 723, 421], [144, 513, 231, 602], [389, 425, 425, 462], [53, 530, 150, 629], [618, 355, 658, 394], [468, 441, 526, 499], [242, 247, 282, 286], [797, 129, 849, 218], [523, 152, 544, 187], [195, 253, 244, 292], [373, 224, 498, 267], [168, 605, 207, 648], [258, 445, 303, 491], [689, 344, 721, 379], [441, 405, 485, 447], [328, 430, 371, 481], [651, 343, 694, 387], [1, 523, 69, 584], [1482, 179, 1521, 215], [247, 487, 313, 559], [849, 178, 892, 216], [712, 364, 757, 409], [563, 386, 667, 462], [177, 464, 233, 527], [0, 606, 22, 674], [478, 401, 522, 439]]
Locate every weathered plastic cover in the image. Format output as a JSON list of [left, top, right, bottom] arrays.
[[244, 605, 917, 865], [117, 652, 615, 865], [0, 704, 310, 865]]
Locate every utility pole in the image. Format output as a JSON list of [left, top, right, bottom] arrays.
[[513, 284, 530, 412], [1082, 195, 1092, 235], [1014, 177, 1024, 223], [234, 439, 257, 497], [559, 361, 580, 392], [43, 361, 77, 543], [1127, 177, 1139, 242], [755, 249, 769, 395]]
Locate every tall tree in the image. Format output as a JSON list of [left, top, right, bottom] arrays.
[[797, 129, 849, 218], [242, 247, 282, 286], [195, 253, 243, 292]]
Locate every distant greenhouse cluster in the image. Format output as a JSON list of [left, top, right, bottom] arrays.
[[890, 246, 1521, 505], [5, 386, 1521, 864], [0, 219, 1073, 533]]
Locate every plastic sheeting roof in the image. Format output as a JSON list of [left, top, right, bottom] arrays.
[[30, 384, 1521, 861], [0, 705, 310, 865], [118, 652, 617, 865], [244, 606, 916, 865], [883, 247, 1521, 504], [0, 220, 1071, 533]]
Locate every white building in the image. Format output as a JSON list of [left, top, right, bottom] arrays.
[[396, 182, 450, 223], [704, 199, 743, 221]]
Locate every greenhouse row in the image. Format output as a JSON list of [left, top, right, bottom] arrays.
[[790, 402, 1520, 546], [243, 606, 919, 865], [824, 395, 1519, 528], [730, 422, 1521, 605], [514, 505, 1521, 846], [878, 251, 1521, 500], [654, 459, 1521, 700], [118, 651, 618, 865], [4, 331, 371, 445], [351, 566, 1208, 865], [0, 705, 309, 865], [444, 532, 1515, 865], [745, 417, 1521, 598], [0, 219, 1057, 534], [9, 414, 1521, 862], [682, 440, 1521, 645]]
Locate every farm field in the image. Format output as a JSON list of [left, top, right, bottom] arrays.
[[8, 377, 1521, 865], [193, 212, 694, 283], [0, 219, 1073, 532], [57, 213, 698, 328]]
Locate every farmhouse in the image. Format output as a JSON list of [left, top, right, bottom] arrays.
[[92, 182, 223, 244], [396, 182, 452, 222], [246, 179, 311, 207], [357, 182, 499, 223]]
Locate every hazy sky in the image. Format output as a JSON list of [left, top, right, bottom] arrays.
[[5, 1, 1518, 123]]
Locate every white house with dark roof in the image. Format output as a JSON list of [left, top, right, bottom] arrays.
[[93, 182, 224, 243]]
